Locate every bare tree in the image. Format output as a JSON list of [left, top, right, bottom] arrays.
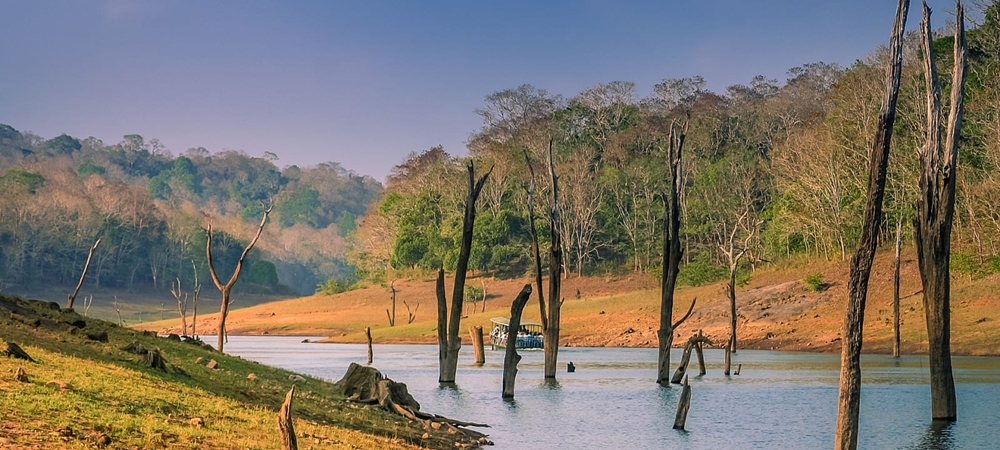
[[914, 0, 966, 422], [835, 0, 909, 448], [893, 219, 902, 358], [171, 278, 189, 337], [206, 205, 272, 352], [66, 238, 100, 309], [403, 299, 419, 324], [437, 162, 492, 383], [657, 122, 697, 385], [191, 260, 201, 338], [386, 280, 396, 327]]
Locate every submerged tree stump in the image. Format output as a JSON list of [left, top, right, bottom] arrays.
[[671, 333, 713, 384], [278, 385, 297, 450], [673, 375, 692, 430], [724, 347, 732, 376], [365, 327, 373, 365], [502, 285, 533, 399], [470, 326, 485, 366]]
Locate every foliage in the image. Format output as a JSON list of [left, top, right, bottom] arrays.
[[316, 277, 359, 295], [676, 253, 728, 287], [803, 273, 826, 292]]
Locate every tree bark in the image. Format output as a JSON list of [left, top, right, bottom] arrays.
[[835, 1, 908, 448], [278, 385, 297, 450], [658, 122, 688, 386], [544, 141, 563, 379], [502, 285, 533, 399], [673, 375, 691, 431], [66, 238, 100, 309], [470, 326, 485, 365], [365, 327, 373, 365], [915, 0, 966, 422], [437, 163, 492, 383], [893, 219, 902, 358], [207, 205, 271, 353], [523, 148, 547, 332]]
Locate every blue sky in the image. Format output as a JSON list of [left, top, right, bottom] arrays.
[[1, 0, 958, 181]]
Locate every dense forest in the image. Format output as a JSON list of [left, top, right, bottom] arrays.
[[0, 127, 381, 295], [2, 4, 997, 299], [349, 4, 1000, 286]]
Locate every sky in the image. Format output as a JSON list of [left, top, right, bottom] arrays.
[[1, 0, 961, 182]]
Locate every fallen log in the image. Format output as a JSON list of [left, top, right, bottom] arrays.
[[4, 342, 35, 363]]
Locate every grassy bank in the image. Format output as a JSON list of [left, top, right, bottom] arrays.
[[143, 248, 1000, 356], [0, 294, 484, 449]]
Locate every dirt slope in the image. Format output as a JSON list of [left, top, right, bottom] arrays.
[[142, 248, 1000, 356]]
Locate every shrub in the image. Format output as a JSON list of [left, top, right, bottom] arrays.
[[803, 273, 825, 292]]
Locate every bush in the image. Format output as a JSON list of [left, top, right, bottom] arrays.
[[803, 273, 826, 292], [316, 278, 359, 295], [677, 254, 727, 287]]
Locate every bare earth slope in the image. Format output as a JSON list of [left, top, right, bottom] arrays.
[[142, 248, 1000, 356]]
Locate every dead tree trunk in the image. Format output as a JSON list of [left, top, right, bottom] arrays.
[[523, 148, 548, 333], [673, 375, 692, 430], [695, 337, 707, 376], [387, 281, 396, 326], [671, 333, 713, 384], [366, 327, 373, 364], [543, 142, 563, 379], [502, 285, 533, 399], [171, 278, 189, 337], [470, 326, 485, 365], [835, 1, 908, 448], [191, 261, 201, 338], [915, 0, 966, 422], [207, 205, 271, 353], [724, 347, 732, 376], [893, 219, 902, 358], [278, 385, 297, 450], [437, 163, 492, 383], [67, 238, 100, 309], [658, 122, 694, 386]]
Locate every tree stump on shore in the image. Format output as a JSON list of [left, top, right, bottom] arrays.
[[4, 342, 35, 363], [278, 385, 297, 450]]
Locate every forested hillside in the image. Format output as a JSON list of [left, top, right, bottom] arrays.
[[349, 5, 1000, 285], [0, 128, 381, 295]]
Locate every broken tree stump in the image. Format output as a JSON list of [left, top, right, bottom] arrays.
[[143, 348, 167, 371], [502, 285, 532, 400], [695, 331, 707, 376], [278, 385, 297, 450], [671, 333, 713, 384], [16, 367, 29, 382], [724, 347, 732, 376], [365, 327, 373, 365], [673, 375, 692, 430], [4, 342, 35, 363], [470, 326, 485, 366], [735, 364, 742, 376]]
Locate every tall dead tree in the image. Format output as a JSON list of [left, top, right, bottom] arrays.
[[437, 162, 492, 383], [658, 122, 697, 386], [206, 205, 272, 353], [67, 238, 100, 309], [523, 143, 565, 379], [893, 219, 902, 358], [835, 1, 908, 448], [386, 280, 396, 326], [915, 0, 966, 422]]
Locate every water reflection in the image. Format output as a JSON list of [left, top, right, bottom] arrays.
[[907, 421, 955, 450]]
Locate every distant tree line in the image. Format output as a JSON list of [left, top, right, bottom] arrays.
[[0, 126, 381, 295], [350, 5, 1000, 284]]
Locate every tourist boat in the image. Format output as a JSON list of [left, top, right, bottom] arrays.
[[489, 317, 544, 349]]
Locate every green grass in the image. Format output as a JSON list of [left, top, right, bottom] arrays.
[[0, 293, 474, 449]]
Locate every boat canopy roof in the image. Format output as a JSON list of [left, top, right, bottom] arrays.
[[490, 317, 543, 327]]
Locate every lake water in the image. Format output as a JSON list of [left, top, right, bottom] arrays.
[[221, 336, 1000, 449]]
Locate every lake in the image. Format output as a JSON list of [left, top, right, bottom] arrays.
[[221, 336, 1000, 449]]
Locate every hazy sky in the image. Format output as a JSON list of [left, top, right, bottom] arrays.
[[1, 0, 958, 181]]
